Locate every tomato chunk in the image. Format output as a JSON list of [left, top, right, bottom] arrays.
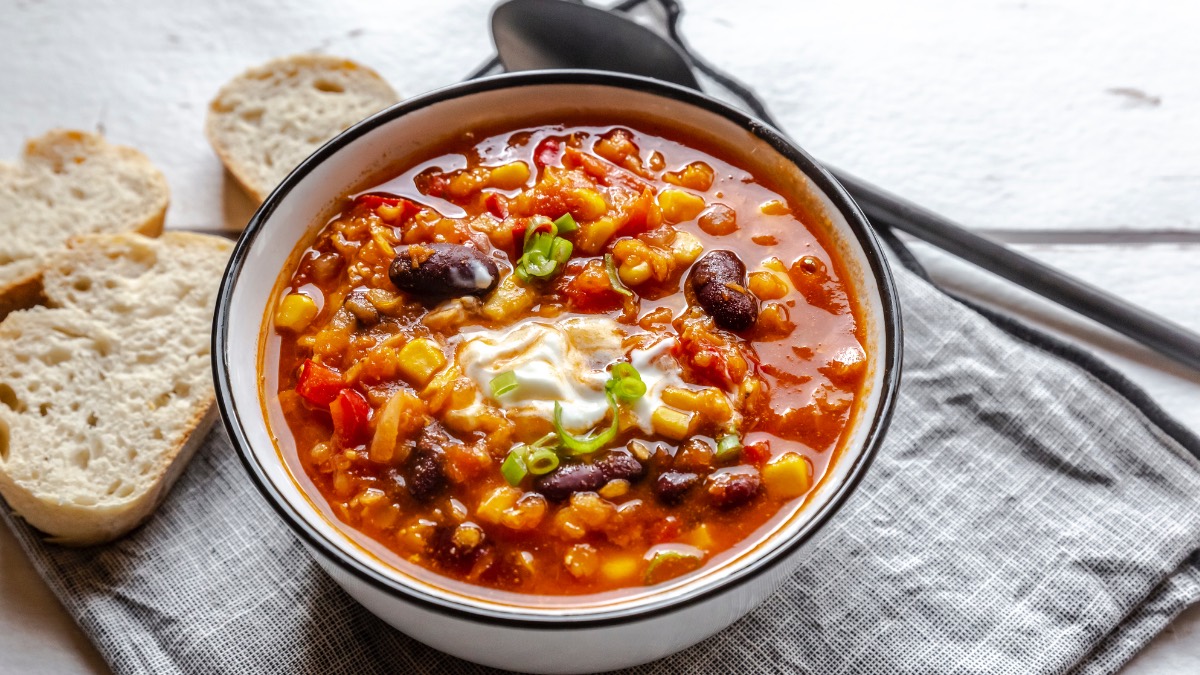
[[295, 359, 344, 406], [485, 192, 509, 219], [533, 137, 561, 168], [330, 388, 372, 446], [353, 192, 419, 221], [742, 441, 772, 468]]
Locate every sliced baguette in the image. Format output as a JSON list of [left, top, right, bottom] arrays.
[[0, 231, 232, 545], [0, 130, 170, 321], [206, 54, 399, 203]]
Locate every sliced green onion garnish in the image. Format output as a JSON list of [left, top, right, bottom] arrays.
[[490, 371, 519, 398], [643, 549, 704, 585], [517, 217, 571, 281], [552, 212, 578, 233], [604, 253, 633, 297], [715, 433, 742, 462], [549, 237, 573, 265], [501, 449, 528, 486], [525, 447, 560, 475], [554, 393, 620, 456], [605, 361, 646, 404]]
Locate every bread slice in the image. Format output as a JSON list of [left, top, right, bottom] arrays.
[[0, 232, 232, 545], [0, 130, 170, 321], [206, 54, 399, 203]]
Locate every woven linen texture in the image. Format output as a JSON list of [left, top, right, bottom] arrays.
[[5, 262, 1200, 675]]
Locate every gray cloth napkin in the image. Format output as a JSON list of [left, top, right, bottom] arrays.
[[5, 258, 1200, 675]]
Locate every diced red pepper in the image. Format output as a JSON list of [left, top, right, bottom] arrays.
[[742, 441, 772, 468], [329, 388, 372, 447], [353, 192, 419, 221], [295, 359, 344, 407], [485, 192, 509, 219], [533, 137, 561, 168]]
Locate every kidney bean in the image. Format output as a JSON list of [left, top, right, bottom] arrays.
[[389, 243, 499, 299], [688, 250, 758, 331], [534, 462, 606, 502], [654, 471, 700, 504], [535, 449, 645, 501], [596, 448, 645, 481], [406, 425, 449, 502], [705, 467, 762, 509]]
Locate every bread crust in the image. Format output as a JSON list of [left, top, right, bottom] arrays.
[[206, 53, 398, 202]]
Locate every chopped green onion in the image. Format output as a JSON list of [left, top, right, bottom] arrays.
[[517, 217, 572, 281], [501, 449, 528, 486], [715, 433, 742, 462], [490, 371, 519, 398], [525, 447, 560, 475], [554, 393, 620, 456], [552, 212, 578, 233], [643, 549, 704, 585], [605, 361, 646, 404], [550, 237, 573, 264], [604, 253, 633, 297]]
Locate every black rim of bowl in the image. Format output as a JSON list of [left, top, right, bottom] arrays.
[[212, 69, 903, 629]]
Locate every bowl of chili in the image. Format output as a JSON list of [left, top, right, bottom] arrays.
[[214, 70, 902, 672]]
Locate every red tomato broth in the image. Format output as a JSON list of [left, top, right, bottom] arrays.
[[261, 119, 869, 599]]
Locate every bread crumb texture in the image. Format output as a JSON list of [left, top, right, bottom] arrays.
[[0, 232, 232, 545], [0, 130, 169, 319], [206, 54, 399, 202]]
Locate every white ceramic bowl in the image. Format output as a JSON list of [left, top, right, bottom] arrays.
[[213, 71, 902, 673]]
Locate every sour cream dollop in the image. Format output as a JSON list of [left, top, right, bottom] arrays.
[[456, 316, 698, 433]]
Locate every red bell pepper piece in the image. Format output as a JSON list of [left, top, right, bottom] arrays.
[[533, 137, 561, 168], [742, 441, 772, 468], [485, 192, 509, 219], [295, 359, 344, 407], [329, 388, 372, 447], [353, 192, 419, 221]]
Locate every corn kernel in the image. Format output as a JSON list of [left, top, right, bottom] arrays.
[[749, 271, 789, 300], [309, 441, 332, 465], [482, 275, 536, 320], [670, 231, 704, 266], [501, 493, 548, 531], [760, 199, 791, 216], [451, 522, 484, 549], [477, 486, 521, 524], [376, 202, 402, 221], [395, 337, 446, 387], [619, 260, 653, 286], [576, 216, 621, 254], [599, 479, 630, 499], [488, 161, 531, 190], [651, 405, 697, 440], [358, 488, 387, 507], [573, 189, 608, 220], [447, 167, 489, 199], [601, 555, 640, 582], [762, 452, 813, 499], [661, 386, 704, 411], [564, 543, 600, 579], [663, 161, 715, 191], [657, 189, 706, 223], [275, 293, 318, 332]]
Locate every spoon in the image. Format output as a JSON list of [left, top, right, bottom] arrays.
[[491, 0, 1200, 373]]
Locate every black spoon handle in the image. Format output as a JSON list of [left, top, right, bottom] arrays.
[[833, 169, 1200, 371]]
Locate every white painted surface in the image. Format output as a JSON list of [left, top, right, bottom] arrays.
[[0, 0, 1196, 673]]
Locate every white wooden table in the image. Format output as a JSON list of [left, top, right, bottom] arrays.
[[1, 0, 1196, 672]]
